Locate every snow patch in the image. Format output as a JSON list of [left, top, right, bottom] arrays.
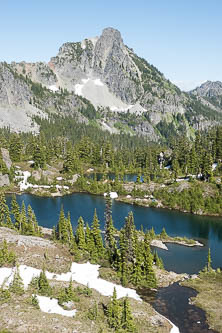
[[104, 192, 118, 199], [70, 262, 141, 301], [212, 163, 218, 171], [36, 295, 76, 317], [49, 85, 59, 92], [93, 79, 104, 86], [15, 170, 69, 192], [0, 262, 141, 301]]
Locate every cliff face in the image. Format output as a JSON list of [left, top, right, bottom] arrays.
[[0, 28, 222, 139], [190, 81, 222, 113]]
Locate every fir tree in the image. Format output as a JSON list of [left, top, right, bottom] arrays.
[[11, 195, 20, 230], [5, 205, 13, 229], [91, 209, 104, 258], [38, 268, 51, 295], [20, 201, 27, 234], [160, 227, 168, 239], [0, 192, 7, 226], [121, 297, 137, 332], [76, 216, 86, 250], [66, 212, 74, 243], [57, 206, 69, 243], [0, 240, 16, 267], [9, 265, 24, 295], [104, 193, 116, 257], [107, 287, 121, 330], [207, 248, 212, 272]]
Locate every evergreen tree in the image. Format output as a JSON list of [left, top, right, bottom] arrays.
[[153, 250, 164, 269], [11, 195, 20, 230], [0, 240, 16, 267], [76, 216, 86, 250], [9, 265, 24, 295], [104, 193, 116, 256], [66, 212, 74, 243], [207, 248, 212, 272], [9, 134, 23, 162], [121, 297, 137, 332], [0, 192, 7, 226], [123, 212, 137, 263], [27, 205, 41, 236], [57, 206, 69, 243], [33, 144, 46, 169], [107, 287, 121, 330], [160, 227, 168, 239], [91, 209, 104, 258], [38, 268, 51, 295], [20, 201, 27, 233], [144, 251, 157, 288]]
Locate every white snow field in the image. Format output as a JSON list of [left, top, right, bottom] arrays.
[[0, 262, 140, 300], [36, 295, 76, 317], [15, 170, 69, 192], [74, 78, 131, 110]]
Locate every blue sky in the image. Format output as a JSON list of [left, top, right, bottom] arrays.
[[0, 0, 221, 90]]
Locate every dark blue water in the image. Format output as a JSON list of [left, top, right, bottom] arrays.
[[86, 173, 140, 182], [6, 193, 222, 274]]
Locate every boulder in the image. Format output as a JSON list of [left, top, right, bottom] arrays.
[[0, 173, 10, 187], [1, 148, 12, 170]]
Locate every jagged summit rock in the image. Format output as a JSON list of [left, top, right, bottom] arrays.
[[190, 80, 222, 113], [191, 80, 222, 98]]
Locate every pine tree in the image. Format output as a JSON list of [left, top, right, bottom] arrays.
[[9, 134, 23, 162], [131, 239, 143, 286], [20, 201, 27, 234], [123, 212, 137, 263], [0, 192, 7, 226], [121, 297, 137, 332], [66, 212, 74, 243], [153, 250, 164, 269], [33, 144, 46, 169], [107, 287, 121, 330], [160, 227, 168, 239], [27, 205, 41, 236], [11, 194, 20, 230], [144, 251, 157, 289], [38, 268, 51, 295], [207, 248, 212, 272], [104, 193, 116, 256], [5, 205, 13, 229], [91, 209, 104, 258], [0, 240, 16, 267], [76, 216, 86, 250], [9, 265, 24, 295], [57, 206, 69, 243]]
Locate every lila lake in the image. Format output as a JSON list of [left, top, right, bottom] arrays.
[[6, 193, 222, 274]]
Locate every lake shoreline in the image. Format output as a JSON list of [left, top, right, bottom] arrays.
[[8, 185, 222, 218]]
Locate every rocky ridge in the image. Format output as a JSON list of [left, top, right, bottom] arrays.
[[1, 28, 222, 139], [190, 80, 222, 113]]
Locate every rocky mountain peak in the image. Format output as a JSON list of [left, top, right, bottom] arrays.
[[100, 27, 122, 42], [191, 80, 222, 97]]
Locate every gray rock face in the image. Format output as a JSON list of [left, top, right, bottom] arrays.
[[0, 173, 10, 186], [11, 61, 58, 87], [1, 148, 12, 170], [190, 81, 222, 113], [191, 80, 222, 98]]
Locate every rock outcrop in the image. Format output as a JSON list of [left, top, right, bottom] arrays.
[[1, 148, 12, 170]]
